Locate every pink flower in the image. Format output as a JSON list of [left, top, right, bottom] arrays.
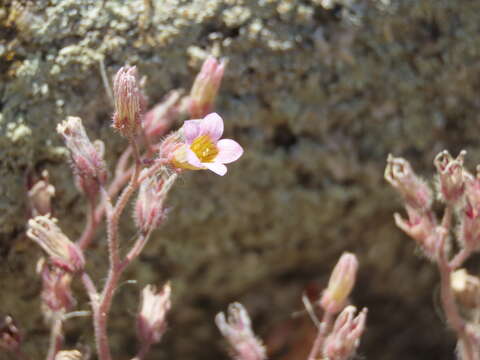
[[173, 113, 243, 176]]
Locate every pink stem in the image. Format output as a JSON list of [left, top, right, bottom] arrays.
[[307, 311, 334, 360], [46, 317, 63, 360], [77, 199, 99, 250], [449, 248, 472, 271]]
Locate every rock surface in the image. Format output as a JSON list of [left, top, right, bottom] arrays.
[[1, 0, 478, 359]]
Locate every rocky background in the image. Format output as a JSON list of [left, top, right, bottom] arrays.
[[1, 0, 480, 359]]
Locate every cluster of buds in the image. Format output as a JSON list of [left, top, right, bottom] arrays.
[[136, 283, 172, 346], [385, 154, 440, 259], [215, 303, 267, 360], [27, 215, 85, 273], [57, 116, 107, 198], [134, 171, 177, 234], [112, 65, 145, 138], [386, 151, 480, 260], [320, 252, 358, 314], [323, 306, 367, 360], [187, 56, 226, 118]]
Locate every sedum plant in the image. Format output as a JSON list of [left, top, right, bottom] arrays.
[[386, 151, 480, 360]]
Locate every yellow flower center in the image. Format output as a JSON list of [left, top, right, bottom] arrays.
[[190, 135, 218, 163]]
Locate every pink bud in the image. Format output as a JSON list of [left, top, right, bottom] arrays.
[[323, 306, 367, 360], [134, 172, 177, 234], [137, 283, 171, 345], [57, 117, 107, 196], [385, 154, 433, 211], [320, 253, 358, 314], [188, 56, 226, 118], [215, 302, 266, 360], [37, 259, 75, 317], [112, 65, 145, 138], [28, 170, 55, 216], [434, 150, 468, 204], [27, 215, 85, 272], [394, 206, 440, 260], [0, 315, 21, 353], [143, 90, 181, 141]]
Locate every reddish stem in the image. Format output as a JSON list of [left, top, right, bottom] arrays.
[[307, 311, 334, 360]]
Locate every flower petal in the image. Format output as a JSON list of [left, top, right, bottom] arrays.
[[182, 120, 201, 144], [186, 148, 204, 169], [216, 139, 244, 164], [204, 162, 227, 176], [199, 113, 224, 141]]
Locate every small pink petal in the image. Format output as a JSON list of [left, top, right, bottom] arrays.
[[199, 113, 224, 141], [183, 120, 201, 144], [205, 162, 227, 176], [216, 139, 243, 164], [186, 149, 204, 169]]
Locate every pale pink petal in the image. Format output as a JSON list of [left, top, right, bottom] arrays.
[[183, 120, 201, 144], [199, 113, 224, 141], [216, 139, 243, 164], [204, 162, 227, 176], [186, 149, 204, 169]]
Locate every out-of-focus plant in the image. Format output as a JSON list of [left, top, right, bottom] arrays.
[[216, 253, 368, 360], [386, 151, 480, 360]]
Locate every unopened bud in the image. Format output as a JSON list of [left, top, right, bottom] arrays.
[[188, 56, 226, 118], [143, 90, 181, 141], [113, 65, 145, 138], [451, 269, 480, 309], [215, 302, 266, 360], [385, 154, 433, 211], [134, 172, 177, 234], [394, 206, 440, 260], [28, 170, 55, 216], [57, 117, 107, 196], [55, 350, 83, 360], [0, 315, 21, 353], [27, 215, 85, 272], [137, 283, 171, 345], [458, 201, 480, 253], [38, 259, 75, 317], [434, 150, 467, 204], [320, 253, 358, 314], [323, 306, 367, 360]]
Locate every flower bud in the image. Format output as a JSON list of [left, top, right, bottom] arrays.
[[57, 117, 107, 195], [143, 90, 181, 141], [323, 306, 367, 360], [113, 65, 145, 138], [215, 302, 266, 360], [394, 206, 440, 260], [451, 268, 480, 309], [385, 154, 433, 211], [134, 171, 177, 234], [0, 315, 21, 353], [188, 56, 226, 118], [55, 350, 83, 360], [37, 259, 75, 318], [27, 215, 85, 272], [320, 253, 358, 314], [137, 283, 171, 345], [434, 150, 467, 204], [28, 170, 55, 216]]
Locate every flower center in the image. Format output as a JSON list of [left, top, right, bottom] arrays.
[[190, 135, 218, 163]]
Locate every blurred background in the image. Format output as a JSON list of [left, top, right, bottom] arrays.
[[1, 0, 479, 359]]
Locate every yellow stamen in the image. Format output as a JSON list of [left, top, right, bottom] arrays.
[[190, 135, 218, 163]]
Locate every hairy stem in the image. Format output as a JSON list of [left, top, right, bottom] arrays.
[[46, 317, 63, 360], [307, 311, 334, 360]]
